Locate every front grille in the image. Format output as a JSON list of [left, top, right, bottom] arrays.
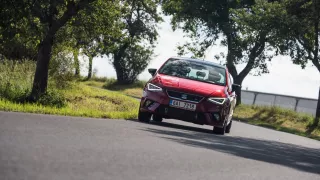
[[166, 90, 204, 103], [155, 105, 206, 123]]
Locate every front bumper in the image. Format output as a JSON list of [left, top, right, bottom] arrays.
[[140, 90, 228, 127]]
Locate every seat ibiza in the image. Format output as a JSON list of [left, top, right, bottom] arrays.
[[138, 57, 240, 134]]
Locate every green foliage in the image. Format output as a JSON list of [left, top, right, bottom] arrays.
[[0, 59, 69, 107], [49, 47, 75, 89], [0, 59, 35, 101], [103, 78, 146, 89], [239, 0, 319, 72], [280, 0, 319, 71], [110, 0, 163, 84], [0, 1, 40, 60], [162, 0, 274, 86], [234, 104, 320, 140], [0, 83, 140, 119], [67, 0, 123, 78], [0, 0, 103, 98], [38, 90, 66, 108], [114, 44, 155, 84]]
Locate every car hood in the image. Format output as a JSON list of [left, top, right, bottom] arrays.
[[153, 74, 226, 97]]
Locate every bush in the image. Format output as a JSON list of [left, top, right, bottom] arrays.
[[49, 50, 75, 89], [38, 90, 66, 108], [103, 78, 146, 89], [0, 59, 67, 107], [0, 59, 35, 101], [90, 76, 109, 82]]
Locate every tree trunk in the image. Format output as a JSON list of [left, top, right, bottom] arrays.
[[73, 49, 80, 77], [113, 43, 130, 84], [313, 0, 320, 119], [87, 55, 93, 79], [316, 87, 320, 119], [113, 56, 127, 84], [225, 34, 242, 105], [30, 36, 54, 100], [234, 76, 244, 105]]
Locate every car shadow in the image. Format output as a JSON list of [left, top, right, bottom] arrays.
[[126, 119, 214, 134], [135, 120, 320, 175]]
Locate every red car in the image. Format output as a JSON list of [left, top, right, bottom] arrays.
[[138, 57, 240, 134]]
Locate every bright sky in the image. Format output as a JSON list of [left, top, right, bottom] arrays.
[[81, 14, 319, 99]]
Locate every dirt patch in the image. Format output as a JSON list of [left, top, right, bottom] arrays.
[[93, 96, 122, 105], [66, 96, 84, 102]]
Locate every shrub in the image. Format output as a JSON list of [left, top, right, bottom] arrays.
[[38, 90, 66, 108], [0, 59, 35, 101], [49, 50, 75, 89], [103, 78, 146, 90], [0, 59, 67, 107]]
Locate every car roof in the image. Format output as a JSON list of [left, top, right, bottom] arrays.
[[168, 56, 226, 69]]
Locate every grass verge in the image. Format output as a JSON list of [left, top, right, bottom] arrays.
[[83, 78, 145, 99], [0, 83, 140, 119], [234, 104, 320, 140]]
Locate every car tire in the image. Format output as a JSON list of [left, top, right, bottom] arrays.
[[138, 109, 151, 123], [153, 115, 163, 122], [213, 124, 226, 135], [225, 121, 232, 133]]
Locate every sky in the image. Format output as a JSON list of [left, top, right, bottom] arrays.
[[80, 14, 319, 99]]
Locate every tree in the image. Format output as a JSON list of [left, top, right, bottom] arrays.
[[82, 41, 100, 79], [272, 0, 320, 118], [0, 0, 100, 100], [241, 0, 320, 118], [0, 2, 39, 61], [68, 0, 123, 79], [162, 0, 279, 104], [108, 0, 162, 84]]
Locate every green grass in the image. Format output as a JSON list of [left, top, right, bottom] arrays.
[[85, 78, 146, 99], [0, 60, 139, 119], [234, 105, 320, 140], [0, 83, 140, 119]]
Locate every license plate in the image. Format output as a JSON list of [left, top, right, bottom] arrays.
[[169, 99, 196, 111]]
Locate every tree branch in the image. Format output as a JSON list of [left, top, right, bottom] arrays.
[[47, 0, 96, 39], [30, 0, 47, 23], [238, 32, 266, 80], [312, 0, 320, 72]]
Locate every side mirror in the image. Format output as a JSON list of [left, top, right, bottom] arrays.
[[231, 84, 241, 92], [148, 68, 157, 76]]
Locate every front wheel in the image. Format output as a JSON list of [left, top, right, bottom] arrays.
[[152, 115, 163, 122], [225, 121, 232, 133], [138, 109, 151, 123], [213, 124, 226, 135]]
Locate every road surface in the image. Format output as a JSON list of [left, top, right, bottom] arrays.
[[1, 111, 320, 180]]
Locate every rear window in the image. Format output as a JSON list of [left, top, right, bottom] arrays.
[[158, 58, 226, 86]]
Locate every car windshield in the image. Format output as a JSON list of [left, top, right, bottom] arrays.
[[158, 58, 226, 86]]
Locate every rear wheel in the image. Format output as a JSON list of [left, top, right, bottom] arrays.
[[213, 124, 226, 135], [225, 121, 232, 133], [152, 115, 163, 122], [138, 108, 151, 123]]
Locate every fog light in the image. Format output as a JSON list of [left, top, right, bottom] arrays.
[[212, 113, 220, 121], [142, 90, 147, 97], [144, 100, 153, 107]]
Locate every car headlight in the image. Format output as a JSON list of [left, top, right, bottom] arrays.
[[147, 83, 162, 92], [208, 97, 226, 105]]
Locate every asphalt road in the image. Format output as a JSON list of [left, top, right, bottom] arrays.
[[1, 111, 320, 180]]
